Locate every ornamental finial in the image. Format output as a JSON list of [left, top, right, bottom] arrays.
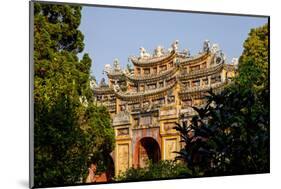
[[139, 47, 151, 59]]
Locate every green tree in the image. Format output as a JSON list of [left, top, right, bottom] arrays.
[[33, 2, 114, 187], [237, 23, 269, 90], [174, 88, 269, 176], [115, 160, 191, 181]]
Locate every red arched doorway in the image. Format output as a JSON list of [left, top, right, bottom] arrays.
[[138, 137, 161, 168]]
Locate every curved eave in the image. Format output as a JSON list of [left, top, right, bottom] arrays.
[[125, 66, 178, 83], [93, 87, 114, 95], [107, 72, 123, 79], [179, 52, 210, 66], [130, 50, 176, 67], [115, 82, 176, 101], [178, 63, 224, 81]]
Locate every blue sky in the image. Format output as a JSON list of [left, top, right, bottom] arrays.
[[78, 6, 268, 83]]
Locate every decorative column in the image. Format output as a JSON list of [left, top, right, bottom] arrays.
[[208, 76, 211, 86], [221, 69, 226, 83]]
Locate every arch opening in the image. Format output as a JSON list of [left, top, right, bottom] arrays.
[[138, 137, 161, 168]]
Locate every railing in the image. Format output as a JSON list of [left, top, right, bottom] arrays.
[[178, 63, 223, 80], [179, 82, 227, 94], [126, 66, 178, 81], [116, 81, 176, 99], [93, 87, 114, 95]]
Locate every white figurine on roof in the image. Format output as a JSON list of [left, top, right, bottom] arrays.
[[140, 47, 151, 59], [182, 48, 190, 57], [172, 40, 179, 52], [232, 58, 239, 67], [113, 58, 121, 70], [154, 45, 164, 57], [211, 43, 220, 54], [203, 40, 211, 53]]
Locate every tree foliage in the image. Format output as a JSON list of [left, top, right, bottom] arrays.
[[174, 88, 269, 176], [174, 23, 269, 177], [115, 160, 191, 181], [237, 23, 269, 90], [33, 3, 114, 187]]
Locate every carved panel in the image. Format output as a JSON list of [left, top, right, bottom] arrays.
[[152, 116, 159, 126], [160, 108, 177, 117], [118, 144, 129, 173], [140, 115, 152, 126], [182, 99, 192, 107], [152, 98, 165, 108], [165, 138, 177, 160], [113, 111, 130, 126], [163, 122, 176, 131], [117, 128, 129, 136]]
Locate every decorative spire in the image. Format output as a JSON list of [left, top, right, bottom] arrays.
[[113, 58, 121, 71], [211, 43, 220, 54], [171, 40, 179, 52], [231, 58, 239, 67], [153, 45, 164, 57], [99, 78, 107, 87], [203, 40, 211, 53], [210, 43, 226, 64], [139, 47, 151, 59], [214, 50, 226, 64], [103, 64, 112, 74], [182, 48, 190, 57]]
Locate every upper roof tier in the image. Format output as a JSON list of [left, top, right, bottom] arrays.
[[93, 86, 114, 95], [114, 80, 177, 101], [130, 50, 177, 67], [102, 58, 125, 80], [127, 40, 221, 67], [93, 40, 236, 89], [129, 40, 181, 67], [126, 66, 178, 83]]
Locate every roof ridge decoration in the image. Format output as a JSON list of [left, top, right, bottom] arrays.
[[153, 45, 165, 57], [178, 48, 191, 58], [113, 58, 121, 71], [203, 40, 211, 53], [210, 43, 226, 65], [139, 47, 151, 59], [170, 40, 179, 53], [177, 51, 209, 65], [231, 58, 239, 68], [99, 78, 108, 87], [129, 40, 180, 65], [130, 50, 175, 65], [103, 58, 124, 76]]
